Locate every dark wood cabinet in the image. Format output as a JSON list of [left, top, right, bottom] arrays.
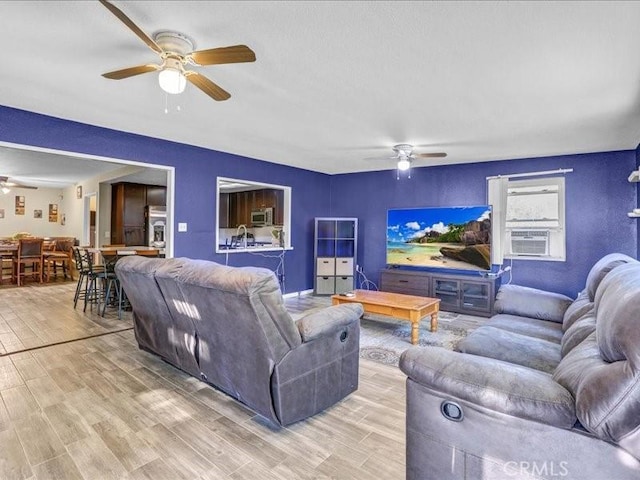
[[111, 182, 166, 246], [223, 188, 285, 228], [219, 192, 230, 228], [146, 186, 167, 206]]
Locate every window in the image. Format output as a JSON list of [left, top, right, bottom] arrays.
[[504, 177, 565, 261], [215, 177, 292, 253]]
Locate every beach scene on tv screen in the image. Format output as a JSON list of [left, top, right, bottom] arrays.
[[387, 205, 492, 271]]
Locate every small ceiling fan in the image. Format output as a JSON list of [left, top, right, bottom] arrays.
[[365, 144, 447, 178], [0, 176, 38, 194], [99, 0, 256, 101]]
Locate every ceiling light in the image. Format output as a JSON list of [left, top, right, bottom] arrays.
[[1, 187, 10, 194], [397, 158, 411, 171], [158, 67, 186, 94]]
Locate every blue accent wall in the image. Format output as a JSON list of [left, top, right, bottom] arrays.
[[635, 143, 640, 256], [1, 104, 637, 297], [0, 105, 330, 293], [328, 151, 638, 297]]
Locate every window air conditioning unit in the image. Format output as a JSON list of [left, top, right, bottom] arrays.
[[510, 230, 550, 256]]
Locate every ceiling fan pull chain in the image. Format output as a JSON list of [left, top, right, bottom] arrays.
[[164, 92, 169, 114]]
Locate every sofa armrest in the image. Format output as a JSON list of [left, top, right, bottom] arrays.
[[399, 346, 576, 428], [296, 303, 363, 342], [494, 284, 573, 323]]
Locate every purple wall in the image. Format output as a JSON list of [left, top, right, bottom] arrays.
[[635, 143, 640, 256], [328, 151, 638, 298], [0, 105, 330, 293], [1, 104, 636, 297]]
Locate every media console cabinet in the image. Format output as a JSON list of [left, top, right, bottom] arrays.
[[379, 268, 500, 317]]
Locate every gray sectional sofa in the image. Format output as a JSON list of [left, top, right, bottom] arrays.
[[115, 256, 363, 427], [399, 253, 640, 479]]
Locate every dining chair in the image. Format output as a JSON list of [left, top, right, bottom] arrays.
[[44, 238, 74, 281], [0, 240, 15, 284], [12, 237, 44, 286]]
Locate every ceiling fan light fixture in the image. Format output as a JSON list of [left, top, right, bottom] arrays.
[[158, 67, 186, 94], [1, 187, 10, 194], [397, 158, 411, 171]]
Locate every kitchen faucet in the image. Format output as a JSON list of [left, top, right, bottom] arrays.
[[236, 224, 248, 249]]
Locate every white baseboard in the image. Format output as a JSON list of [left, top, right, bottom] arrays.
[[283, 289, 314, 299]]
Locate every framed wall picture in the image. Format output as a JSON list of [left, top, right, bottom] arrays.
[[76, 185, 82, 199], [0, 209, 4, 219], [48, 203, 58, 222], [15, 195, 25, 215], [34, 209, 42, 219]]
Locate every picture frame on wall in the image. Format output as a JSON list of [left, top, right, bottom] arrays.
[[76, 185, 82, 199], [0, 209, 4, 219], [15, 195, 25, 215], [34, 209, 42, 219]]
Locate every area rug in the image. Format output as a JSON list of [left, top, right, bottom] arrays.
[[358, 310, 487, 366]]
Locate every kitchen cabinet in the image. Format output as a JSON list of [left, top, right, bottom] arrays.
[[219, 192, 230, 228], [225, 188, 285, 228], [111, 182, 166, 246]]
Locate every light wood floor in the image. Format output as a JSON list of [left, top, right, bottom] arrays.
[[0, 283, 407, 480]]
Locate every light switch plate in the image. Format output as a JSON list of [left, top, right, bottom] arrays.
[[178, 222, 188, 232]]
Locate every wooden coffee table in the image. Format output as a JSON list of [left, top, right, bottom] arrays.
[[332, 290, 441, 345]]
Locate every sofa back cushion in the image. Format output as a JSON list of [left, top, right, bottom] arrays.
[[585, 253, 638, 302], [115, 256, 200, 376], [561, 290, 592, 331], [560, 310, 595, 357], [553, 262, 640, 459]]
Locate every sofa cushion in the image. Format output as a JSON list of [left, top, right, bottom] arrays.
[[554, 263, 640, 455], [484, 314, 564, 344], [457, 326, 561, 374], [560, 311, 595, 357], [561, 290, 592, 331], [494, 284, 573, 323], [585, 252, 638, 302]]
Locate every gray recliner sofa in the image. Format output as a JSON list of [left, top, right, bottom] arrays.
[[399, 253, 640, 479], [115, 256, 363, 427]]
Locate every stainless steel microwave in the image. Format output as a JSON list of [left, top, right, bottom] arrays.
[[251, 207, 273, 226]]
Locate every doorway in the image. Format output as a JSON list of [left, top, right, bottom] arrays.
[[83, 193, 97, 247]]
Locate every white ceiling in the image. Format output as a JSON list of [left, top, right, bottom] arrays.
[[0, 145, 167, 188], [1, 0, 640, 178]]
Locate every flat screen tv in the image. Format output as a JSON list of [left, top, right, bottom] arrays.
[[387, 205, 492, 271]]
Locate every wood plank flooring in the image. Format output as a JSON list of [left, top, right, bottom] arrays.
[[0, 283, 407, 479], [0, 281, 132, 355]]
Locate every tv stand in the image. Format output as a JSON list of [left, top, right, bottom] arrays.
[[379, 269, 499, 317]]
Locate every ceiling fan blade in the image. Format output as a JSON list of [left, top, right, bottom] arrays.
[[99, 0, 163, 55], [364, 156, 397, 162], [415, 152, 447, 158], [102, 64, 159, 80], [188, 45, 256, 65], [3, 182, 37, 189], [185, 72, 231, 101]]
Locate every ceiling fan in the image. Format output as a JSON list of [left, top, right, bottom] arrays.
[[0, 176, 38, 194], [99, 0, 256, 101], [366, 144, 447, 178]]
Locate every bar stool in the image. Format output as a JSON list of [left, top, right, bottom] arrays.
[[101, 250, 134, 319]]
